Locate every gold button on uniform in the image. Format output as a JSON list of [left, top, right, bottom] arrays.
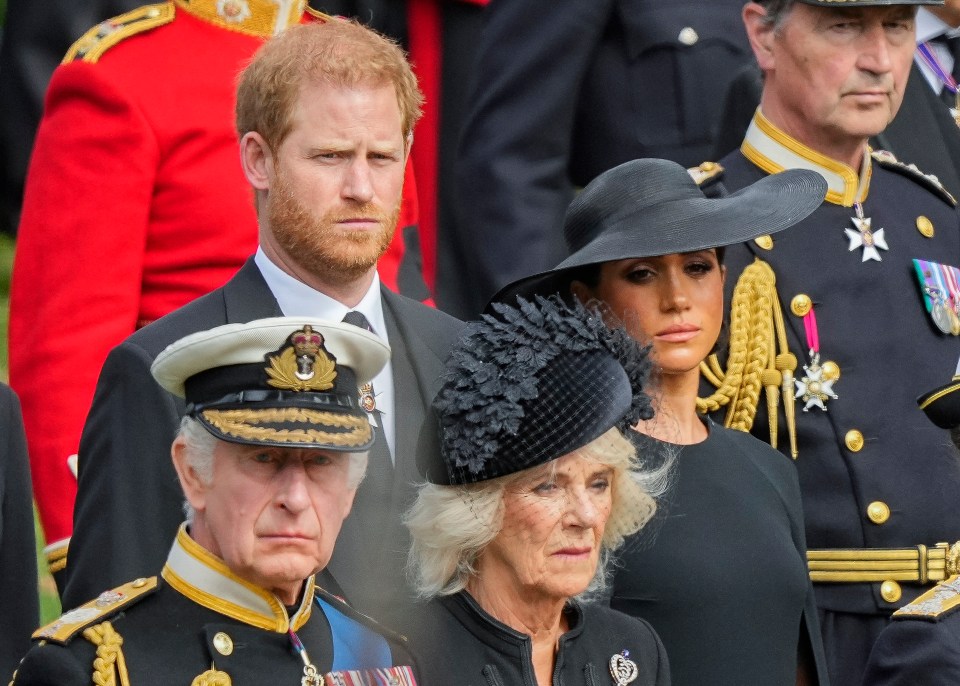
[[678, 27, 699, 45], [791, 294, 812, 317], [867, 501, 891, 525], [916, 215, 935, 238], [754, 235, 774, 250], [213, 632, 234, 656], [131, 578, 147, 588], [880, 580, 902, 603], [845, 430, 864, 452]]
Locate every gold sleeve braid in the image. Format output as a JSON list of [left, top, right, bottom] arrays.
[[82, 622, 131, 686], [697, 258, 800, 457]]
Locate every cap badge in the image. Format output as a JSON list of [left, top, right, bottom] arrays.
[[265, 325, 337, 392]]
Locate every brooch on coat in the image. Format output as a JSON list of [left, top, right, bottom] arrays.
[[609, 650, 638, 685]]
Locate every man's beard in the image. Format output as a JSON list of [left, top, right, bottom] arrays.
[[267, 172, 400, 284]]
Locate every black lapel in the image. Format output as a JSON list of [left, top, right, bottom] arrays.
[[222, 258, 284, 322]]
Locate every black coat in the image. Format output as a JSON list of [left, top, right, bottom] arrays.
[[405, 591, 670, 686], [0, 384, 38, 680], [62, 259, 462, 617], [611, 423, 828, 686], [444, 0, 754, 317]]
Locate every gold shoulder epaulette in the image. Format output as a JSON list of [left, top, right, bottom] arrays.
[[871, 149, 957, 208], [63, 2, 175, 64], [304, 7, 332, 22], [688, 161, 724, 187], [893, 574, 960, 621], [32, 577, 158, 645]]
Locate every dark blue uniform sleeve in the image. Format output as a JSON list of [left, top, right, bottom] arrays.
[[0, 384, 39, 680], [862, 617, 960, 686]]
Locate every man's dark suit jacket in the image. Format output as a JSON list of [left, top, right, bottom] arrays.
[[712, 62, 960, 198], [62, 259, 462, 617]]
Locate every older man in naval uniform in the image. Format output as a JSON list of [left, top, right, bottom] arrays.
[[695, 0, 960, 683], [12, 317, 419, 686]]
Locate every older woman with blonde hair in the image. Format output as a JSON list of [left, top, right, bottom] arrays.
[[404, 295, 672, 686]]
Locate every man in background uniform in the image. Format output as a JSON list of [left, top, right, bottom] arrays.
[[12, 317, 418, 686], [711, 1, 960, 197], [697, 0, 960, 683], [443, 0, 755, 317]]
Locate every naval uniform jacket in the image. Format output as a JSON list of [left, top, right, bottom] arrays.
[[63, 259, 462, 614], [708, 110, 960, 618], [862, 575, 960, 685], [404, 591, 670, 686], [13, 526, 418, 685], [7, 0, 424, 560]]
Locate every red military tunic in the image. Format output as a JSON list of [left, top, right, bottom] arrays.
[[8, 0, 418, 561]]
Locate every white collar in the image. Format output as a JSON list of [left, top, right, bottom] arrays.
[[741, 109, 871, 207], [254, 248, 389, 343], [162, 524, 315, 632]]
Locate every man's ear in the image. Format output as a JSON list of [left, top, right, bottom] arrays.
[[240, 131, 275, 192], [743, 2, 777, 71], [172, 436, 209, 514]]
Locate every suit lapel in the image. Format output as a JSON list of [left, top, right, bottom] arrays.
[[222, 258, 284, 322]]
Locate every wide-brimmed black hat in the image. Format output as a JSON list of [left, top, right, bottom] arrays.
[[492, 158, 827, 305], [151, 317, 390, 451], [418, 296, 653, 485], [789, 0, 941, 6]]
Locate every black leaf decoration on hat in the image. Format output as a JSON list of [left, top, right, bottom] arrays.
[[433, 295, 654, 478]]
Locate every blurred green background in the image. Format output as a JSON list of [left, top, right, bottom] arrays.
[[1, 0, 62, 625]]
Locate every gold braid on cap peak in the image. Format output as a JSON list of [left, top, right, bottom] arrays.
[[697, 258, 799, 457]]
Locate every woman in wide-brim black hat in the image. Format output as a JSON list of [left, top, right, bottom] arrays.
[[492, 158, 830, 686]]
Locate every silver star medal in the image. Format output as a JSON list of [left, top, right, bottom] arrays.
[[844, 206, 888, 262], [609, 650, 638, 685], [795, 350, 838, 412]]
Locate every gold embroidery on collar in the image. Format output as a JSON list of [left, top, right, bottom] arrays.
[[164, 527, 314, 632], [172, 0, 306, 37], [743, 110, 871, 207], [201, 407, 371, 447]]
